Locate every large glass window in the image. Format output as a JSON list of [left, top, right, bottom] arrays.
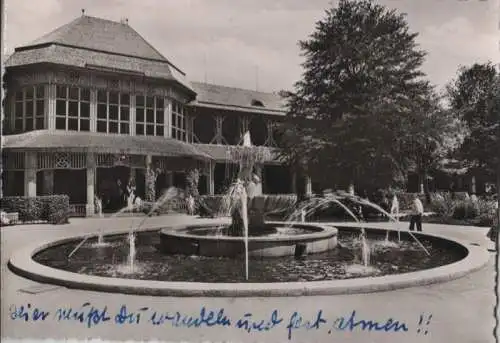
[[55, 86, 90, 131], [171, 100, 186, 141], [135, 95, 164, 136], [13, 85, 45, 132], [97, 90, 130, 134]]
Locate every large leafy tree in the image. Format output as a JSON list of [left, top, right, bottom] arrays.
[[279, 0, 430, 194], [396, 92, 465, 198], [447, 63, 500, 230], [447, 63, 500, 177]]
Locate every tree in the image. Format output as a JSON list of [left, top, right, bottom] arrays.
[[279, 0, 430, 194], [396, 91, 465, 199], [447, 63, 500, 177], [447, 62, 500, 233]]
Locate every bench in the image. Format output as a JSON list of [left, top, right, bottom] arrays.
[[1, 212, 19, 225]]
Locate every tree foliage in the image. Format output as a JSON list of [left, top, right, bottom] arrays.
[[279, 0, 431, 192], [447, 63, 500, 176]]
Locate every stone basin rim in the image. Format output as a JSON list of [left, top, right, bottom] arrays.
[[159, 222, 337, 242], [7, 223, 490, 297]]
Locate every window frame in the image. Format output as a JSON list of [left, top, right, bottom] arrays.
[[55, 85, 91, 132], [135, 94, 165, 137], [96, 90, 131, 135], [13, 85, 46, 132], [171, 99, 187, 142]]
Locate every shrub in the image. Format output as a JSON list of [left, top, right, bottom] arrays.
[[0, 195, 69, 224], [452, 200, 479, 220], [476, 199, 497, 226], [429, 192, 457, 218]]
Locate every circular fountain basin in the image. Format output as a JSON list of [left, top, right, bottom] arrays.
[[159, 222, 338, 258], [7, 224, 490, 297]]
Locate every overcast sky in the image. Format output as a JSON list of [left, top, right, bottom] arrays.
[[3, 0, 499, 93]]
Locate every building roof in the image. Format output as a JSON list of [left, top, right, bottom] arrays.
[[3, 130, 212, 160], [190, 82, 287, 115], [20, 15, 167, 62], [6, 15, 192, 92]]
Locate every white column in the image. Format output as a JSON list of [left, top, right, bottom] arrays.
[[471, 175, 477, 194], [89, 88, 97, 132], [24, 151, 37, 197], [130, 93, 136, 136], [208, 161, 215, 195], [85, 153, 96, 216], [47, 84, 56, 130], [305, 176, 313, 196], [43, 84, 50, 130], [164, 97, 172, 138]]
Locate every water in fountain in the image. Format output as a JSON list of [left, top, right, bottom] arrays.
[[127, 231, 136, 271], [200, 131, 270, 280], [351, 194, 430, 255], [284, 193, 374, 273], [284, 190, 430, 275], [68, 186, 185, 264], [92, 196, 112, 248]]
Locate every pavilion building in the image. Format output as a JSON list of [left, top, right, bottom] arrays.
[[2, 15, 313, 216]]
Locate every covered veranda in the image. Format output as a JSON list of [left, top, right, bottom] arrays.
[[2, 130, 212, 216]]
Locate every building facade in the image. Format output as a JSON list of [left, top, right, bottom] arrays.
[[2, 15, 310, 216]]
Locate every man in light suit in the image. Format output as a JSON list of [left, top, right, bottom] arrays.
[[409, 194, 424, 232]]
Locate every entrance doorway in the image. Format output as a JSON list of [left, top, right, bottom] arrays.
[[96, 166, 131, 212]]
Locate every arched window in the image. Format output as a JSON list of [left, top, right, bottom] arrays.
[[251, 99, 264, 107], [193, 114, 216, 144]]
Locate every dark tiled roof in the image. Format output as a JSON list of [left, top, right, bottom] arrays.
[[190, 82, 287, 115], [6, 16, 192, 92], [194, 143, 281, 163], [21, 16, 167, 62], [6, 45, 192, 91], [3, 130, 212, 160]]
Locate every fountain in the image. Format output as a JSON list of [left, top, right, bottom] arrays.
[[8, 134, 490, 296], [160, 132, 337, 268]]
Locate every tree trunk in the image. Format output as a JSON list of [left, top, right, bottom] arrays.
[[423, 170, 431, 204]]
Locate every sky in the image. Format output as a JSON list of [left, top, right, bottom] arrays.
[[2, 0, 499, 93]]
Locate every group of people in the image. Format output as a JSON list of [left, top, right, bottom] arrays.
[[96, 178, 142, 213]]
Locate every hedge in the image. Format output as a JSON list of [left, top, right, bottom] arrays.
[[1, 195, 70, 224]]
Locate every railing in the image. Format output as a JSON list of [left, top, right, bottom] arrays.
[[69, 204, 87, 217]]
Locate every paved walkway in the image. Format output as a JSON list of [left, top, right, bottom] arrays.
[[1, 215, 497, 343]]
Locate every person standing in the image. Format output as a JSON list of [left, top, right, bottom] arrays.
[[409, 194, 424, 232]]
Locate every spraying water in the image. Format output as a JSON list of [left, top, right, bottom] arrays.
[[240, 183, 249, 281], [285, 191, 430, 268], [127, 231, 136, 272], [68, 186, 184, 263], [93, 196, 109, 247]]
